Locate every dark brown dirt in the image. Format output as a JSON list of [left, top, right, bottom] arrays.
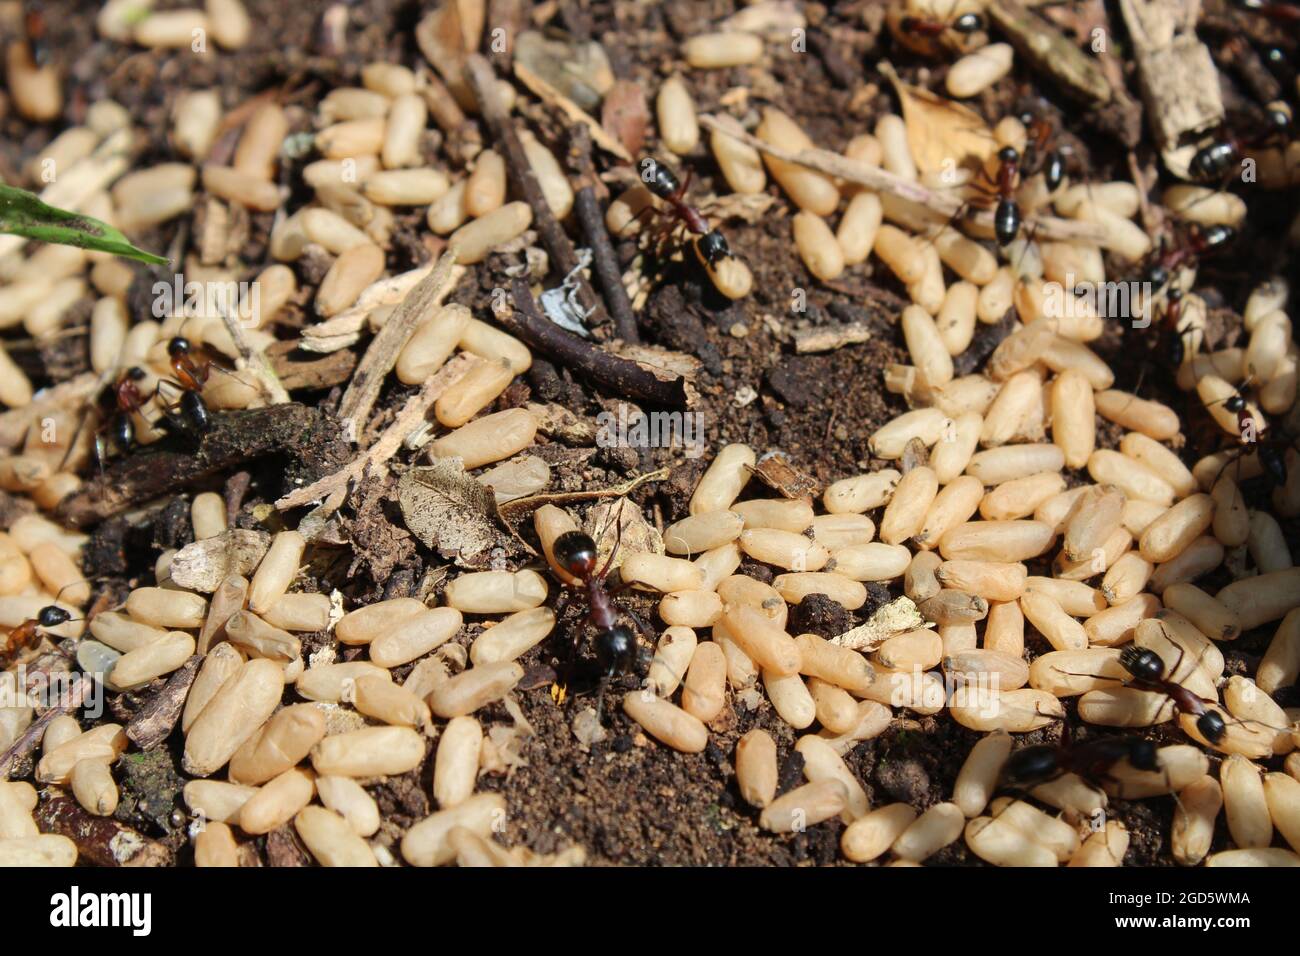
[[6, 0, 1298, 867]]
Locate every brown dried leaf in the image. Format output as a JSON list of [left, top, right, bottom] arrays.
[[601, 80, 649, 159], [169, 530, 271, 593], [398, 460, 503, 568], [881, 62, 995, 176], [751, 451, 820, 500]]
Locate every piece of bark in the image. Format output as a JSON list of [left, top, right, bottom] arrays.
[[269, 340, 358, 391], [126, 655, 202, 750], [986, 0, 1112, 104], [36, 790, 173, 867], [336, 250, 459, 441], [1118, 0, 1225, 179], [57, 403, 346, 527], [794, 322, 872, 354]]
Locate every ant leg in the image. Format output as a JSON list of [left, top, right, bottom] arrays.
[[594, 499, 628, 583], [674, 167, 694, 205]]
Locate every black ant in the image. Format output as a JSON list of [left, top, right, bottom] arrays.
[[1140, 222, 1236, 290], [1189, 103, 1293, 184], [975, 146, 1023, 247], [90, 366, 153, 470], [630, 157, 737, 269], [547, 506, 657, 710], [1112, 645, 1233, 746]]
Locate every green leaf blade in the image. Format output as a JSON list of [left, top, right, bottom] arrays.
[[0, 183, 170, 266]]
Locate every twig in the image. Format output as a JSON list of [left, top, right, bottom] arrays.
[[504, 279, 688, 408], [570, 126, 639, 343], [0, 672, 86, 780], [301, 260, 464, 354], [57, 404, 339, 526], [37, 790, 172, 867], [697, 115, 1108, 245], [464, 55, 612, 333], [512, 61, 633, 162], [497, 467, 671, 553], [276, 352, 478, 511], [336, 249, 459, 441], [214, 303, 290, 406], [126, 655, 202, 750]]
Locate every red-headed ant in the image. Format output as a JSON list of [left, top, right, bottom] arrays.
[[1, 588, 85, 670], [997, 734, 1162, 799], [1019, 113, 1065, 194]]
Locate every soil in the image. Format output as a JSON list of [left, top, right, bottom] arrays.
[[3, 0, 1299, 866]]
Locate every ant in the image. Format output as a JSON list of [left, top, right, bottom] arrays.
[[1189, 104, 1293, 184], [547, 504, 657, 711], [1019, 113, 1065, 193], [90, 367, 153, 470], [890, 0, 986, 57], [997, 733, 1163, 802], [968, 146, 1023, 247], [1233, 0, 1300, 23], [630, 157, 737, 268], [1, 604, 80, 670], [1111, 645, 1233, 746], [1140, 222, 1236, 290]]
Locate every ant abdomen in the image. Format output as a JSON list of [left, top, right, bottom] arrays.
[[1118, 645, 1165, 683], [1196, 710, 1227, 745], [998, 744, 1060, 789], [595, 624, 636, 678], [553, 530, 598, 579]]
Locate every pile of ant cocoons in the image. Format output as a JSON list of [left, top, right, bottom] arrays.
[[4, 2, 1300, 870]]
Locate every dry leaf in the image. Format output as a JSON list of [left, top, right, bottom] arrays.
[[881, 62, 995, 177], [601, 80, 650, 159], [750, 451, 820, 500], [169, 530, 271, 593], [586, 497, 662, 576], [399, 459, 503, 567]]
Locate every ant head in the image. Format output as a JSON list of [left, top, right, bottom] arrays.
[[1265, 99, 1293, 135], [998, 744, 1059, 789], [1128, 738, 1160, 773], [37, 605, 71, 628], [1197, 710, 1227, 745], [1146, 265, 1170, 290], [552, 530, 598, 580], [951, 11, 984, 33], [1165, 287, 1183, 303], [168, 336, 192, 359], [696, 229, 731, 268], [1118, 645, 1164, 683], [125, 366, 147, 382], [1224, 394, 1246, 414], [997, 145, 1019, 164], [595, 624, 636, 677], [1199, 224, 1235, 251]]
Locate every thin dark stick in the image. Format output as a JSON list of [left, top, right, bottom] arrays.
[[464, 54, 611, 331], [505, 279, 687, 408], [570, 126, 639, 343], [126, 655, 202, 750]]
